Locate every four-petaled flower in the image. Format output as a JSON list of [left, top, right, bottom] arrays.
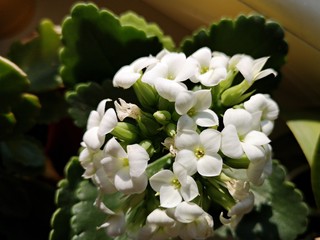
[[149, 162, 199, 208], [175, 128, 223, 177], [102, 137, 150, 194]]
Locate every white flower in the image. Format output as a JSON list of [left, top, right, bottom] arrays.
[[83, 99, 118, 150], [149, 162, 199, 208], [142, 52, 196, 101], [244, 93, 279, 135], [236, 55, 277, 84], [189, 47, 229, 86], [247, 144, 273, 185], [95, 198, 126, 237], [175, 89, 219, 127], [175, 128, 223, 177], [220, 180, 254, 228], [101, 137, 150, 194], [114, 98, 141, 121], [138, 209, 180, 240], [113, 56, 158, 89], [170, 202, 214, 240], [221, 108, 270, 162]]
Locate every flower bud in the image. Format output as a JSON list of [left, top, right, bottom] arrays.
[[139, 139, 155, 157], [220, 80, 254, 106], [164, 123, 176, 137], [153, 110, 171, 125], [137, 111, 161, 137], [133, 78, 158, 110], [111, 122, 140, 143]]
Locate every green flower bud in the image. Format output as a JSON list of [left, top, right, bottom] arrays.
[[220, 80, 255, 106], [111, 122, 140, 143], [224, 155, 250, 169], [133, 78, 158, 110], [137, 111, 161, 137], [164, 123, 176, 137], [153, 110, 171, 125], [139, 139, 155, 157]]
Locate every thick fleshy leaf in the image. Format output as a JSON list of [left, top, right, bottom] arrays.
[[119, 11, 175, 51], [0, 137, 46, 175], [285, 111, 320, 207], [66, 82, 107, 128], [50, 157, 110, 240], [236, 161, 309, 240], [181, 15, 288, 92], [0, 56, 29, 111], [8, 19, 62, 92], [60, 3, 162, 87]]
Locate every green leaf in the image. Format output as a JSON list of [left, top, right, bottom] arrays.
[[236, 160, 309, 240], [66, 82, 107, 128], [119, 11, 175, 51], [285, 111, 320, 208], [0, 112, 16, 140], [8, 19, 62, 92], [50, 157, 108, 240], [0, 56, 29, 111], [11, 93, 41, 134], [180, 15, 288, 92], [0, 137, 46, 175], [60, 2, 163, 87]]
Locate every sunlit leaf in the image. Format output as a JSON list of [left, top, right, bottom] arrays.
[[286, 111, 320, 207], [181, 15, 288, 92], [59, 2, 163, 87], [8, 19, 62, 92], [119, 11, 175, 51], [236, 161, 309, 240]]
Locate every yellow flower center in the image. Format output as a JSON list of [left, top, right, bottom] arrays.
[[200, 66, 209, 74], [171, 178, 181, 189], [195, 147, 205, 159], [187, 107, 196, 117], [122, 157, 129, 167]]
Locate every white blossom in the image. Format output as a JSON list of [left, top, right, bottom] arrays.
[[189, 47, 229, 86], [138, 209, 181, 240], [114, 98, 141, 121], [175, 89, 219, 127], [244, 93, 279, 135], [170, 202, 214, 240], [220, 180, 254, 228], [175, 128, 222, 177], [113, 56, 158, 89], [221, 108, 270, 162], [149, 162, 199, 208], [236, 55, 277, 84], [83, 99, 118, 150], [101, 137, 150, 194], [142, 52, 196, 101]]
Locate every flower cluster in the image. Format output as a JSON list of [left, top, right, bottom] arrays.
[[79, 47, 279, 239]]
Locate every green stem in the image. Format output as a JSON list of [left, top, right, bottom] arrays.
[[146, 152, 173, 177]]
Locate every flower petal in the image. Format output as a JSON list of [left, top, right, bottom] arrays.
[[175, 149, 198, 175], [197, 154, 223, 177], [243, 130, 270, 145], [174, 202, 204, 223], [221, 125, 243, 159], [149, 170, 174, 192], [104, 137, 127, 159], [180, 176, 199, 202], [83, 127, 105, 150], [175, 91, 194, 115], [160, 185, 182, 208], [155, 79, 187, 102], [113, 65, 141, 89], [241, 142, 265, 162], [193, 89, 212, 110], [200, 129, 221, 154], [194, 110, 219, 127], [223, 108, 253, 136], [98, 108, 118, 136], [127, 144, 149, 177]]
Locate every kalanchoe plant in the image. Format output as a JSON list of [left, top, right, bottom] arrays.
[[77, 47, 280, 239], [3, 2, 318, 240]]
